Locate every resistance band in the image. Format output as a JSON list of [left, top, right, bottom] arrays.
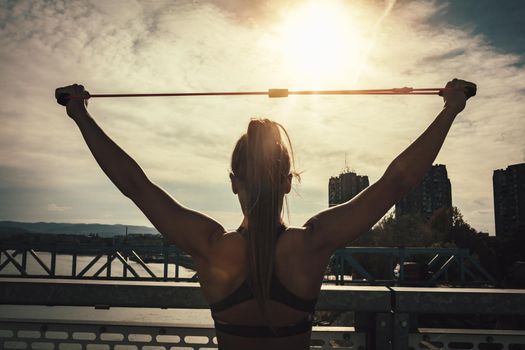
[[60, 86, 476, 105]]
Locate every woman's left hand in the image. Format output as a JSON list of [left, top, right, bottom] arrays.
[[55, 84, 90, 120]]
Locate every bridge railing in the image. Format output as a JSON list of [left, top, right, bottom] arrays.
[[0, 278, 524, 349], [0, 244, 495, 286], [331, 246, 496, 286], [0, 243, 196, 281]]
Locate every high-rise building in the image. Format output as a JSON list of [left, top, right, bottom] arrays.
[[493, 163, 525, 240], [329, 169, 369, 207], [395, 164, 452, 220]]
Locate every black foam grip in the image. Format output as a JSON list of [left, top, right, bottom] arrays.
[[438, 85, 477, 98], [57, 93, 70, 106], [464, 85, 476, 98]]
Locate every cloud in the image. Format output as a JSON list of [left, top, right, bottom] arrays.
[[0, 0, 524, 234], [47, 203, 71, 212]]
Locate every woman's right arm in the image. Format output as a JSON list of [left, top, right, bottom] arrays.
[[55, 84, 226, 263], [304, 79, 476, 256]]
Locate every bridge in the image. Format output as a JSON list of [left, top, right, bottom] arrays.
[[1, 244, 523, 349], [0, 243, 496, 286]]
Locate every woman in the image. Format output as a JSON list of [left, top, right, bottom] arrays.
[[55, 78, 475, 349]]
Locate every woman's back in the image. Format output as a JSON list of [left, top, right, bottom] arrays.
[[196, 225, 331, 350]]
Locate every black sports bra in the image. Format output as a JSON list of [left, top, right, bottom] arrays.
[[210, 224, 318, 337]]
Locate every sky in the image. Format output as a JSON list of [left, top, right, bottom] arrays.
[[0, 0, 524, 234]]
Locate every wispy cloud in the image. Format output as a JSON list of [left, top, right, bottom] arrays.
[[0, 0, 523, 233], [47, 203, 71, 212]]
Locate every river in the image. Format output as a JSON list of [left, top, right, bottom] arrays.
[[0, 252, 213, 325]]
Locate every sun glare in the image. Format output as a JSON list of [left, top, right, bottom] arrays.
[[278, 1, 364, 85]]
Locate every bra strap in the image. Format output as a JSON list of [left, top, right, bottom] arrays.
[[213, 314, 313, 338]]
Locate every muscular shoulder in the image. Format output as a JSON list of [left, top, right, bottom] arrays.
[[279, 225, 311, 246], [208, 229, 248, 265], [273, 225, 321, 264], [285, 221, 334, 266]]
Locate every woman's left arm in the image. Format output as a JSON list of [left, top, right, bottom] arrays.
[[55, 84, 226, 262]]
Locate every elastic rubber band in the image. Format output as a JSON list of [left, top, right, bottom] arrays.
[[69, 87, 456, 100]]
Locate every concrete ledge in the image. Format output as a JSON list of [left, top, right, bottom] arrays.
[[417, 328, 525, 336], [0, 278, 392, 312], [317, 285, 391, 311], [0, 278, 208, 309], [392, 287, 525, 315]]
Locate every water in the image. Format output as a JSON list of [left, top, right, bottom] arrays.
[[0, 252, 213, 325], [0, 251, 195, 279], [0, 305, 213, 325]]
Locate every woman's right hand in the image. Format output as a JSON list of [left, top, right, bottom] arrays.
[[441, 78, 476, 114], [55, 84, 90, 120]]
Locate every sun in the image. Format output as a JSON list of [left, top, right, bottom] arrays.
[[277, 1, 365, 85]]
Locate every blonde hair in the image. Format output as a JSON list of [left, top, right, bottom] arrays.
[[230, 118, 300, 330]]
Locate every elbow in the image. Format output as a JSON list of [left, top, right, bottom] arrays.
[[120, 185, 137, 199], [120, 173, 150, 198], [384, 161, 416, 199]]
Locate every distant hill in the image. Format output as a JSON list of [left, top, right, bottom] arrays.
[[0, 221, 159, 237]]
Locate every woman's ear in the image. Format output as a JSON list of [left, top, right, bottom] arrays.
[[230, 173, 239, 194], [284, 173, 292, 194]]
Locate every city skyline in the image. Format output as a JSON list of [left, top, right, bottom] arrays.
[[1, 1, 525, 234], [328, 168, 369, 207], [396, 164, 452, 221], [493, 163, 525, 239], [326, 162, 525, 238]]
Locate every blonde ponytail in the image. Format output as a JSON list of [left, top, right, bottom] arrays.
[[230, 118, 299, 331]]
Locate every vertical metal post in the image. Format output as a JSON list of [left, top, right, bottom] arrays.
[[122, 250, 128, 278], [21, 250, 27, 272], [175, 250, 180, 279], [339, 255, 345, 285], [333, 255, 339, 285], [163, 247, 169, 281], [399, 248, 405, 282], [107, 254, 112, 277], [50, 250, 56, 277], [72, 253, 77, 277], [337, 255, 343, 285]]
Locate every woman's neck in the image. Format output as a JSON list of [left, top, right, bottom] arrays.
[[240, 216, 248, 228], [239, 217, 285, 230]]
